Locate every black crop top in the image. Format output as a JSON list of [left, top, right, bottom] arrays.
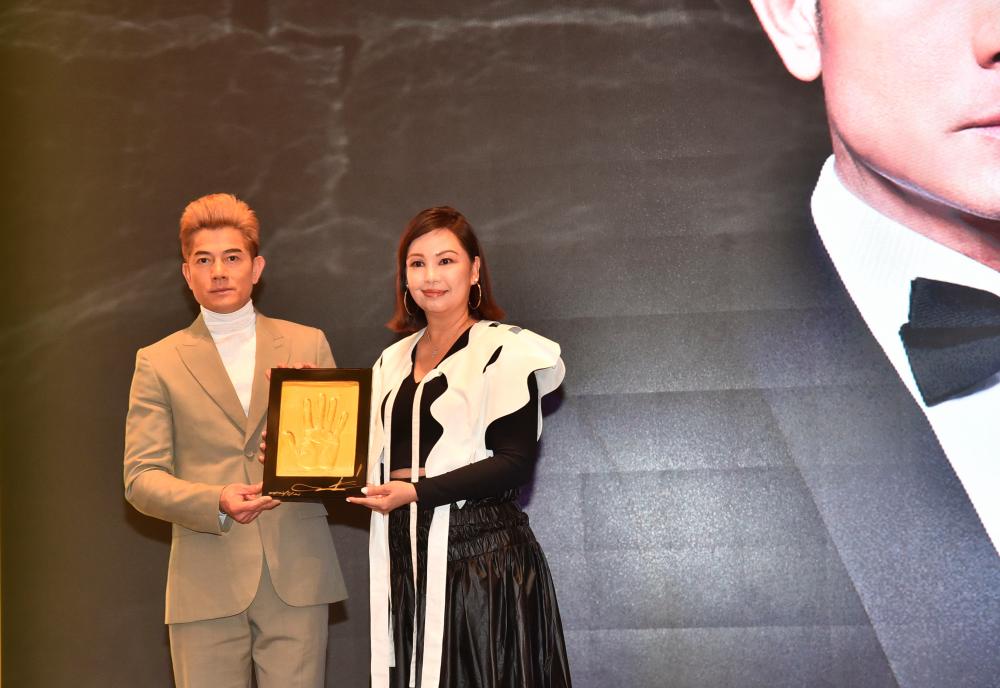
[[383, 328, 540, 508]]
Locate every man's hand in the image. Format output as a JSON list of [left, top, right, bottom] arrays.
[[346, 481, 417, 515], [264, 361, 317, 381], [220, 481, 280, 524]]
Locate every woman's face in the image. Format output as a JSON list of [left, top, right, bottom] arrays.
[[405, 228, 480, 320]]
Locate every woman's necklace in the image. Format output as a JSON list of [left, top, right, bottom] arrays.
[[426, 317, 474, 359]]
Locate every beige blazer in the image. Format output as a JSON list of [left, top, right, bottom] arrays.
[[124, 313, 347, 624]]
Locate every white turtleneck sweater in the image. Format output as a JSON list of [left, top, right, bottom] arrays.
[[202, 300, 257, 416], [203, 300, 257, 526]]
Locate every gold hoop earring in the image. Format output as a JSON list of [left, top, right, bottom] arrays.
[[403, 287, 415, 317], [470, 282, 483, 310]]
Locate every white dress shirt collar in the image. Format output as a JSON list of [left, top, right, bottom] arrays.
[[811, 155, 1000, 555]]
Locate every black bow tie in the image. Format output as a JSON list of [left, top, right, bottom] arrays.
[[899, 277, 1000, 406]]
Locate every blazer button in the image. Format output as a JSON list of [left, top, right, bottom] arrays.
[[245, 449, 255, 459]]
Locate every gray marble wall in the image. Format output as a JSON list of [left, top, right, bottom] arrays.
[[7, 2, 990, 687]]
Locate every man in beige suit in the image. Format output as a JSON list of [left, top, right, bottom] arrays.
[[124, 193, 346, 688]]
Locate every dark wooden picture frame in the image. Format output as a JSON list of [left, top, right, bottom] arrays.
[[261, 367, 371, 499]]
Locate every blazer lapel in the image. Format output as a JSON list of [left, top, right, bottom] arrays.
[[765, 226, 1000, 687], [244, 313, 289, 446], [178, 315, 247, 433]]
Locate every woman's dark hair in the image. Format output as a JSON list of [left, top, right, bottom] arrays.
[[387, 206, 505, 333]]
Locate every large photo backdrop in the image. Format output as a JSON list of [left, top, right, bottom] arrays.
[[3, 1, 996, 687]]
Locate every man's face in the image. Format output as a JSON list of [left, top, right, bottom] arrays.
[[181, 227, 265, 313], [819, 0, 1000, 224]]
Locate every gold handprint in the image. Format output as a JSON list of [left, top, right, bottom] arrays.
[[282, 392, 350, 472]]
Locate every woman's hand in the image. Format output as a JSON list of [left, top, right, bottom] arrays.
[[347, 481, 417, 514]]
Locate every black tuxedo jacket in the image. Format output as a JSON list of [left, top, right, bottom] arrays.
[[757, 233, 999, 687]]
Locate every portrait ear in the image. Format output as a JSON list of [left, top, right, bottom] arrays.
[[252, 255, 266, 284], [749, 0, 822, 82]]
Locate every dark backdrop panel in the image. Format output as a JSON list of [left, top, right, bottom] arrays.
[[3, 1, 966, 687]]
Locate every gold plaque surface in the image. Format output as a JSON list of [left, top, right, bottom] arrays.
[[262, 367, 371, 500], [276, 381, 359, 477]]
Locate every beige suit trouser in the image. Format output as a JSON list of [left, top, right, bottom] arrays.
[[168, 558, 328, 688]]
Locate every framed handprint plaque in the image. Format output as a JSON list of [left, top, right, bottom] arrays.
[[261, 367, 371, 500]]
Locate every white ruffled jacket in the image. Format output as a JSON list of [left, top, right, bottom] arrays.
[[366, 321, 565, 688]]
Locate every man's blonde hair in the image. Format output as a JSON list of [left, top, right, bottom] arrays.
[[179, 193, 260, 259]]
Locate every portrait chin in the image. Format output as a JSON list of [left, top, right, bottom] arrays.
[[814, 0, 1000, 226], [830, 119, 1000, 226]]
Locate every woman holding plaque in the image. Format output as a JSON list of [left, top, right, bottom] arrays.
[[347, 206, 571, 688]]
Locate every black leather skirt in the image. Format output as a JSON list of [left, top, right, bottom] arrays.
[[388, 491, 572, 688]]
